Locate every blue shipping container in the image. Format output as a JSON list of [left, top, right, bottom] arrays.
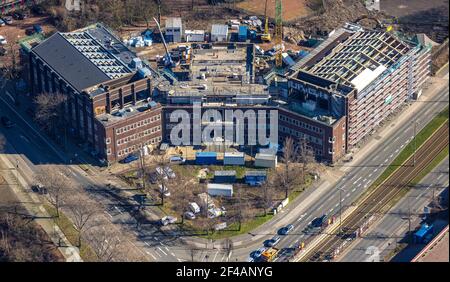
[[195, 152, 218, 165], [238, 26, 248, 42], [245, 171, 267, 186], [214, 170, 237, 183]]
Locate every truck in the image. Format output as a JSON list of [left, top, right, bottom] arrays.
[[260, 247, 279, 262]]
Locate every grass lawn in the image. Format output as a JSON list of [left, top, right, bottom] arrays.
[[44, 204, 98, 262], [197, 213, 275, 240]]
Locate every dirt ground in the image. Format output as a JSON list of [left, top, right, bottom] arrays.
[[380, 0, 449, 18], [236, 0, 321, 21], [0, 15, 56, 66]]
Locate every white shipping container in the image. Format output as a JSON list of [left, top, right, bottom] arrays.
[[254, 153, 277, 168], [207, 184, 233, 197]]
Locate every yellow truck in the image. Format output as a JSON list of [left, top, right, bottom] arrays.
[[261, 247, 279, 262]]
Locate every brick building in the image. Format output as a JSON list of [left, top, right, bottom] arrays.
[[29, 23, 162, 163]]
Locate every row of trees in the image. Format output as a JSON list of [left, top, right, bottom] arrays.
[[34, 167, 122, 261]]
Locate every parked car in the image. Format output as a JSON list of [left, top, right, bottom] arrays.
[[2, 16, 13, 25], [279, 224, 294, 235], [0, 19, 5, 26], [119, 154, 139, 164], [25, 27, 36, 36], [0, 46, 6, 56], [246, 256, 255, 262], [156, 166, 176, 179], [160, 215, 177, 226], [1, 116, 15, 128], [0, 35, 7, 45], [189, 202, 201, 214], [169, 155, 185, 164], [12, 12, 27, 20], [33, 24, 43, 33], [184, 211, 196, 220], [158, 184, 170, 197], [31, 184, 47, 194]]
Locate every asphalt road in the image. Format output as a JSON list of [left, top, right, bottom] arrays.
[[339, 157, 449, 262]]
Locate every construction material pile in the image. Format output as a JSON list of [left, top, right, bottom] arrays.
[[294, 0, 371, 35]]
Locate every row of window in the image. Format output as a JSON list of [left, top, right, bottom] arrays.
[[279, 115, 324, 134], [116, 136, 162, 157], [115, 114, 161, 135], [279, 126, 323, 146], [116, 125, 162, 145]]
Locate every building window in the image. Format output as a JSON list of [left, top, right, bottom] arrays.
[[107, 148, 111, 155], [106, 138, 111, 144]]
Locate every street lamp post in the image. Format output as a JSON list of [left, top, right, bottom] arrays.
[[413, 120, 419, 167], [338, 187, 345, 235]]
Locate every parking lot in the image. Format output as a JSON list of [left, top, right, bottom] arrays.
[[0, 14, 56, 67]]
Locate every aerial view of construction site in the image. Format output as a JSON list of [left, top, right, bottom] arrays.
[[0, 0, 448, 277]]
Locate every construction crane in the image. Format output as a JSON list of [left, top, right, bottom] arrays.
[[274, 0, 283, 68], [153, 17, 174, 67], [261, 0, 271, 42]]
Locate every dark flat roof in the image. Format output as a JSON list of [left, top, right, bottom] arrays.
[[32, 33, 111, 93]]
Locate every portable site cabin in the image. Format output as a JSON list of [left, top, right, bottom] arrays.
[[254, 153, 277, 168], [211, 24, 228, 42], [207, 183, 233, 197], [214, 170, 237, 183], [223, 152, 245, 166], [245, 170, 267, 186], [185, 30, 205, 42], [195, 152, 218, 165], [165, 17, 183, 43]]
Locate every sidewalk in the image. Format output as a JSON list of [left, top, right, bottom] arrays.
[[0, 154, 82, 262]]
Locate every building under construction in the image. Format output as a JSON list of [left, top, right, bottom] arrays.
[[284, 26, 431, 162]]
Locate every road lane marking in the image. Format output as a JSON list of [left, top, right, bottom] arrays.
[[104, 211, 113, 218], [213, 251, 219, 262], [374, 168, 379, 173], [395, 149, 399, 153], [146, 251, 157, 260], [352, 188, 356, 192], [368, 173, 373, 178], [114, 206, 123, 214], [157, 247, 167, 256], [171, 252, 176, 257], [145, 242, 150, 246], [389, 153, 394, 159]]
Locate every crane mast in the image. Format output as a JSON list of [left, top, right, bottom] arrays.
[[275, 0, 283, 68], [261, 0, 271, 42]]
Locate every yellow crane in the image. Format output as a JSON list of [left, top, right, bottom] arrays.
[[261, 0, 271, 42], [275, 0, 283, 68]]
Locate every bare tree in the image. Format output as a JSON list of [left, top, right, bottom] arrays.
[[66, 197, 98, 248], [171, 173, 195, 225], [260, 177, 274, 216], [35, 167, 72, 217], [298, 137, 316, 183], [1, 42, 21, 105], [85, 227, 121, 262], [34, 92, 68, 145], [278, 137, 300, 198]]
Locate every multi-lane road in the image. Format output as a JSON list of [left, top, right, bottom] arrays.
[[340, 157, 449, 262]]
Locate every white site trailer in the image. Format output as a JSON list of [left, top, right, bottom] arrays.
[[254, 153, 277, 168], [207, 183, 233, 197]]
